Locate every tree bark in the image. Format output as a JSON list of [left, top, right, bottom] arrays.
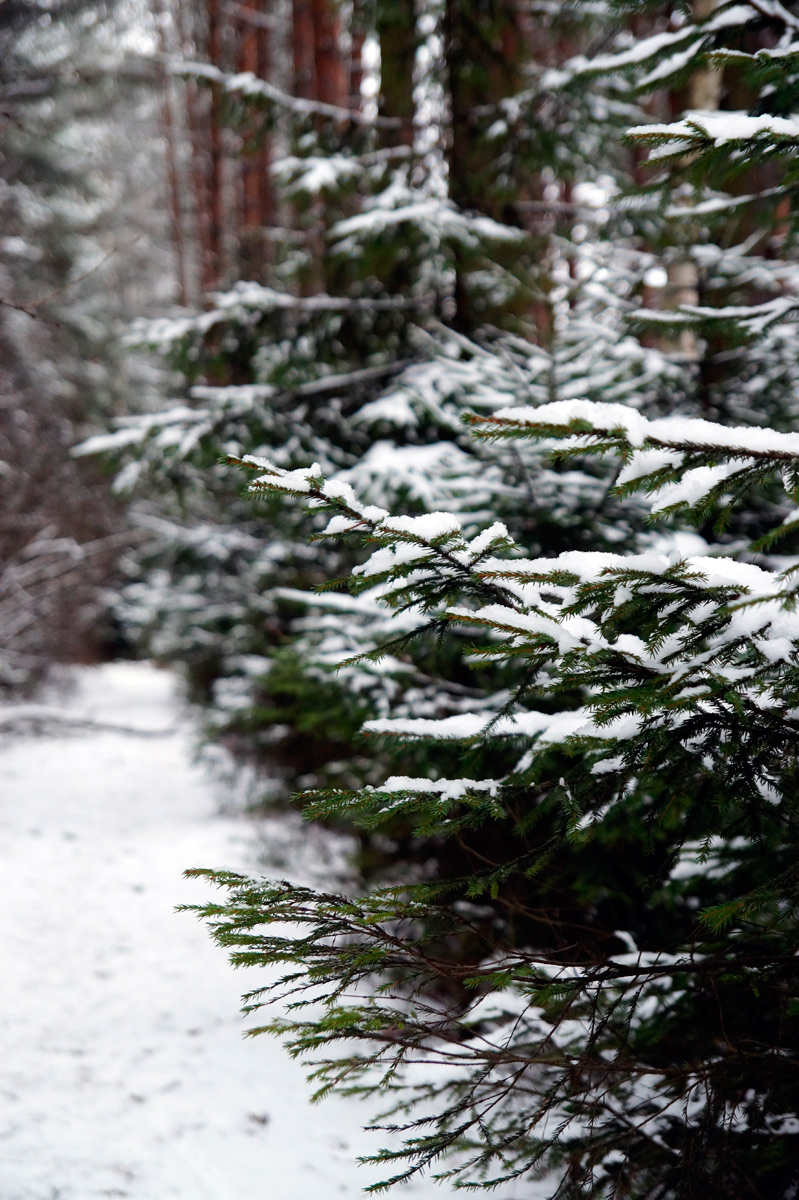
[[153, 0, 191, 305], [206, 0, 224, 289], [236, 0, 273, 279], [376, 0, 415, 148], [349, 18, 364, 112], [443, 0, 523, 332], [312, 0, 346, 108], [292, 0, 316, 100], [665, 0, 723, 360]]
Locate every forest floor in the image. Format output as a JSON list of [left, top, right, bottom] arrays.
[[0, 662, 482, 1200]]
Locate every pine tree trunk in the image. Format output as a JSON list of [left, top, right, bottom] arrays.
[[688, 0, 723, 110], [376, 0, 415, 148], [443, 0, 522, 331], [237, 1, 273, 280], [206, 0, 224, 289], [292, 0, 316, 100], [312, 0, 346, 107], [666, 0, 722, 360], [175, 0, 216, 302], [444, 0, 521, 218], [153, 0, 191, 306], [349, 13, 364, 111], [255, 6, 274, 250]]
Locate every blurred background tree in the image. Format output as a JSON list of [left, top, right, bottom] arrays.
[[0, 0, 169, 691], [93, 0, 670, 800]]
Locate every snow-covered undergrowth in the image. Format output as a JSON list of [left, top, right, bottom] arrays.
[[0, 663, 451, 1200]]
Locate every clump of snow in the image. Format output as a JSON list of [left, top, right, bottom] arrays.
[[649, 462, 744, 511], [379, 512, 463, 541], [365, 707, 640, 746], [332, 195, 524, 249], [372, 777, 501, 799], [630, 110, 799, 148], [488, 398, 799, 457]]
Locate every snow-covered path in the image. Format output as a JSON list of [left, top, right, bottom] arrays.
[[0, 664, 443, 1200]]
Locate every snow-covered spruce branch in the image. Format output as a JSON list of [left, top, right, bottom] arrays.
[[126, 283, 433, 354], [627, 109, 799, 168], [480, 2, 765, 111], [469, 398, 799, 531], [185, 849, 799, 1191], [230, 433, 799, 830], [232, 453, 521, 615], [170, 59, 404, 130], [731, 0, 799, 36], [225, 446, 799, 855], [76, 364, 412, 471]]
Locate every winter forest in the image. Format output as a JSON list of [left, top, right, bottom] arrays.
[[4, 0, 799, 1196]]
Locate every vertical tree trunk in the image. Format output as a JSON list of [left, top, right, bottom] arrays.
[[255, 7, 274, 246], [376, 0, 415, 148], [293, 0, 316, 100], [349, 13, 365, 112], [666, 0, 722, 361], [206, 0, 225, 289], [236, 2, 273, 279], [239, 10, 261, 234], [688, 0, 724, 110], [443, 0, 523, 331], [153, 0, 190, 306], [174, 0, 216, 302], [444, 0, 521, 218], [312, 0, 346, 108]]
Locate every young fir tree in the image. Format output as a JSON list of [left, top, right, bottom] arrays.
[[181, 3, 799, 1196], [92, 0, 667, 797]]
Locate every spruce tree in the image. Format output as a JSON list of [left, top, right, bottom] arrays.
[[93, 0, 656, 793], [179, 2, 799, 1196]]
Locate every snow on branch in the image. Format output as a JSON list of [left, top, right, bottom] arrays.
[[470, 399, 799, 528], [128, 283, 428, 351], [632, 296, 799, 336], [171, 59, 402, 129], [471, 398, 799, 458], [540, 3, 755, 91], [332, 199, 526, 249], [364, 708, 603, 744], [664, 184, 786, 219], [236, 455, 516, 596], [627, 110, 799, 165]]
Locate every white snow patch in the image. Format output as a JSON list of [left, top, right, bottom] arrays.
[[0, 663, 448, 1199]]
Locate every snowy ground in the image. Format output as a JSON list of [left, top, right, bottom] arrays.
[[0, 663, 463, 1200]]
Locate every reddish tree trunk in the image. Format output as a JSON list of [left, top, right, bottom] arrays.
[[173, 0, 215, 301], [293, 0, 316, 100], [312, 0, 347, 108], [236, 1, 274, 278], [255, 9, 273, 237], [349, 25, 365, 111], [206, 0, 224, 289], [238, 9, 261, 232]]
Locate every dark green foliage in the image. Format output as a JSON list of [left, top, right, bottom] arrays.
[[187, 405, 799, 1196], [172, 3, 799, 1196]]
